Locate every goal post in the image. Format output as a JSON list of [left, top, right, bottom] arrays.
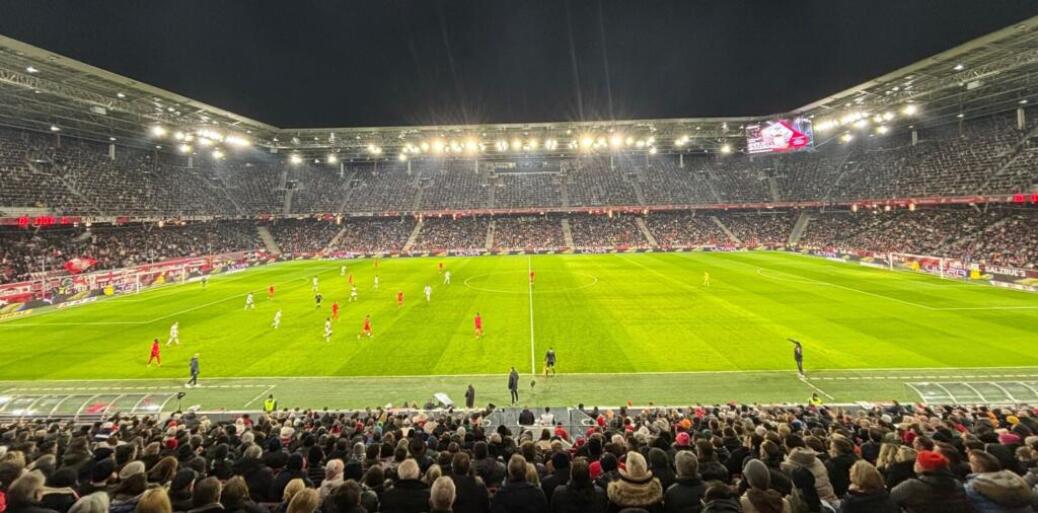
[[887, 252, 967, 280]]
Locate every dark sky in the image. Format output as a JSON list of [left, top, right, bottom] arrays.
[[1, 1, 1035, 128]]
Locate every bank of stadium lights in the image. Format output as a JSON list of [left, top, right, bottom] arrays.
[[366, 144, 383, 156], [953, 63, 965, 71], [211, 149, 225, 160], [674, 135, 690, 147], [720, 144, 733, 154], [876, 126, 890, 135], [150, 125, 168, 137], [178, 144, 192, 154], [25, 66, 39, 74], [289, 154, 303, 165], [902, 104, 918, 116], [544, 138, 558, 150], [840, 133, 854, 143], [50, 125, 60, 132], [327, 154, 338, 164], [398, 153, 408, 162]]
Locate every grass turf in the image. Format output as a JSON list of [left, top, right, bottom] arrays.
[[1, 251, 1037, 408]]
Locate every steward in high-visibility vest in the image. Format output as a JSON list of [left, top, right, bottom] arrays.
[[263, 395, 278, 414]]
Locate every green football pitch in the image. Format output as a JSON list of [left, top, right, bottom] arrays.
[[1, 251, 1037, 413]]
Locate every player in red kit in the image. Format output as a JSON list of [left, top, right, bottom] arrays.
[[347, 273, 354, 286], [358, 314, 373, 339], [529, 270, 536, 284], [147, 338, 161, 367], [438, 262, 444, 273], [396, 290, 404, 307], [267, 285, 275, 300], [331, 302, 340, 320], [474, 312, 484, 338]]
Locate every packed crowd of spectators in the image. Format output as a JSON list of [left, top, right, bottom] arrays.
[[3, 399, 1038, 513], [410, 218, 490, 253], [327, 219, 416, 255], [643, 212, 727, 248], [491, 218, 566, 251], [568, 215, 648, 249], [724, 214, 797, 247], [0, 222, 260, 284], [268, 221, 342, 256], [3, 109, 1037, 218]]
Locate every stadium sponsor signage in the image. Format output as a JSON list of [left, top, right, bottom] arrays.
[[0, 308, 32, 321], [990, 281, 1038, 293], [983, 265, 1027, 278], [55, 296, 99, 309]]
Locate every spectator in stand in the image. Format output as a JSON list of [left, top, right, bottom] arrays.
[[5, 471, 57, 513], [890, 451, 973, 513], [606, 452, 663, 513], [491, 455, 547, 513], [429, 476, 457, 513], [381, 459, 429, 513], [135, 488, 171, 513], [838, 460, 899, 513]]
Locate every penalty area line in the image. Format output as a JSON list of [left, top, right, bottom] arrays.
[[801, 376, 835, 401], [243, 384, 277, 409]]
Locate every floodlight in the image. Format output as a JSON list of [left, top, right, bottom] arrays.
[[289, 154, 303, 165], [720, 144, 732, 154], [150, 125, 167, 137], [179, 144, 192, 154]]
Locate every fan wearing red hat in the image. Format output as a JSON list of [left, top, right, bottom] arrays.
[[889, 450, 973, 512]]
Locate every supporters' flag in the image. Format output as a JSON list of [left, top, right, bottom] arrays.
[[64, 256, 97, 274]]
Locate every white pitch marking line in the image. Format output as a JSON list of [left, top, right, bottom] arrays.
[[755, 267, 936, 310], [801, 376, 835, 400], [527, 256, 536, 375], [243, 384, 277, 409]]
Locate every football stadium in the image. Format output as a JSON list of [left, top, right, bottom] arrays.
[[1, 2, 1038, 512]]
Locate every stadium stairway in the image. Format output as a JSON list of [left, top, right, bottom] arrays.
[[788, 212, 811, 245], [975, 122, 1038, 194], [561, 218, 575, 247], [768, 176, 782, 202], [634, 217, 659, 247], [324, 226, 348, 254], [485, 220, 495, 250], [402, 219, 424, 253], [256, 226, 282, 255], [711, 216, 741, 244]]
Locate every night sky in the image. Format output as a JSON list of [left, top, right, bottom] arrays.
[[1, 1, 1035, 128]]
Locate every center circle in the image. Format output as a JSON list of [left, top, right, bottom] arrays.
[[463, 271, 599, 294]]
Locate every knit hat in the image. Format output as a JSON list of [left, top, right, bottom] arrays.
[[1007, 415, 1021, 426], [91, 459, 116, 483], [619, 451, 652, 481], [916, 450, 948, 472], [675, 432, 690, 447], [118, 460, 145, 480], [551, 452, 570, 470], [742, 459, 770, 490], [170, 469, 197, 492], [999, 432, 1022, 446]]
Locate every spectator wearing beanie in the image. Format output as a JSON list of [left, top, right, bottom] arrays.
[[753, 441, 793, 497], [593, 454, 621, 491], [837, 460, 898, 513], [77, 459, 114, 497], [109, 461, 148, 513], [540, 452, 570, 502], [606, 452, 663, 513], [381, 459, 430, 513], [890, 450, 972, 513], [780, 447, 836, 504], [740, 459, 789, 513], [489, 454, 548, 513], [5, 471, 59, 513], [664, 451, 705, 513], [447, 453, 490, 513], [472, 443, 505, 492], [168, 470, 197, 512], [647, 449, 675, 492], [963, 450, 1036, 513], [550, 457, 606, 513], [270, 454, 311, 502], [694, 441, 729, 484], [701, 482, 741, 513]]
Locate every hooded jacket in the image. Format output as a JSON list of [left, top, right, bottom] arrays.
[[701, 498, 742, 513], [780, 448, 837, 503], [837, 489, 899, 513], [606, 474, 663, 513], [964, 470, 1036, 513]]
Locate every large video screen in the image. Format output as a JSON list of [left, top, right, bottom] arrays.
[[745, 117, 814, 154]]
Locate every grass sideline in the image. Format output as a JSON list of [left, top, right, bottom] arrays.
[[1, 251, 1036, 408]]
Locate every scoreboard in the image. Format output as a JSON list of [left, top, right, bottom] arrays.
[[745, 117, 814, 155]]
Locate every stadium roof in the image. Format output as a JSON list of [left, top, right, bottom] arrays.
[[1, 15, 1037, 159]]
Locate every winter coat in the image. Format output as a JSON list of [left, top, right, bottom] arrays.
[[780, 448, 837, 503], [699, 461, 730, 484], [450, 474, 490, 513], [550, 484, 608, 513], [965, 471, 1036, 513], [2, 503, 60, 513], [889, 470, 973, 513], [824, 454, 857, 498], [39, 488, 77, 513], [664, 477, 706, 513], [490, 481, 549, 513], [474, 458, 507, 490], [271, 469, 312, 502], [837, 489, 899, 513], [883, 461, 915, 489], [381, 479, 431, 513], [541, 471, 569, 503], [606, 475, 664, 513], [701, 498, 742, 513], [236, 457, 276, 503], [740, 490, 791, 513]]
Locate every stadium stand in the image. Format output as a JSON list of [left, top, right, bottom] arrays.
[[0, 401, 1035, 513]]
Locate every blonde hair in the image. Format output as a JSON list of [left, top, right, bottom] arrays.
[[423, 464, 442, 485], [895, 446, 917, 464], [525, 463, 539, 486], [135, 487, 172, 513], [282, 478, 306, 503], [430, 476, 456, 510], [286, 489, 320, 513], [849, 460, 885, 492]]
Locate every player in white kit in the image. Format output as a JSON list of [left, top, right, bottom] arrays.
[[323, 318, 333, 342], [272, 310, 282, 329], [340, 265, 346, 276], [167, 322, 180, 346], [373, 275, 379, 289], [245, 293, 255, 310], [312, 276, 319, 292], [424, 284, 432, 303], [349, 285, 359, 302], [443, 271, 451, 285]]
